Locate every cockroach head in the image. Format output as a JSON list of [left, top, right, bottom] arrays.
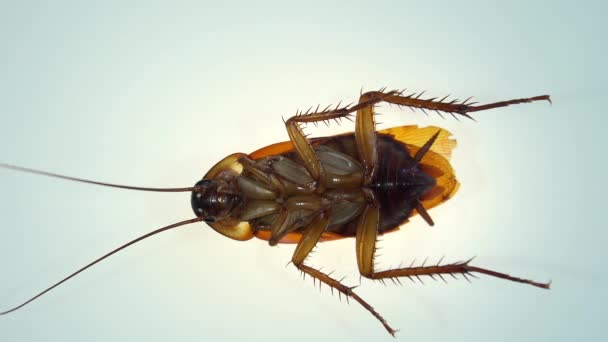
[[191, 179, 240, 223]]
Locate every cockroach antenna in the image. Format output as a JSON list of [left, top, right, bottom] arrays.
[[0, 163, 199, 192], [0, 217, 203, 315], [0, 162, 208, 315]]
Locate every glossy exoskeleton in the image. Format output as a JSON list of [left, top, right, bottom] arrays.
[[0, 88, 551, 336]]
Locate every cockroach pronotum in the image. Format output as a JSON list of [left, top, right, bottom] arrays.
[[0, 88, 551, 336]]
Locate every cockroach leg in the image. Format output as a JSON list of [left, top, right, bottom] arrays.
[[367, 260, 551, 289], [355, 204, 381, 277], [291, 211, 331, 267], [354, 92, 382, 184], [238, 156, 285, 196], [268, 196, 325, 245], [285, 118, 327, 191], [354, 205, 551, 289], [284, 91, 398, 190], [297, 264, 397, 337], [268, 210, 291, 246], [380, 91, 551, 120], [291, 211, 398, 337], [354, 89, 550, 181], [465, 95, 552, 113]]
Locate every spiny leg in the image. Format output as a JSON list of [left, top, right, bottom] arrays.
[[291, 210, 398, 336], [355, 204, 550, 289], [354, 91, 383, 183], [285, 88, 550, 188], [371, 90, 551, 120], [352, 89, 550, 183], [283, 90, 401, 191], [285, 88, 551, 193], [355, 128, 549, 287]]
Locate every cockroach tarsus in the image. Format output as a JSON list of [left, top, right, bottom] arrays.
[[0, 88, 551, 336]]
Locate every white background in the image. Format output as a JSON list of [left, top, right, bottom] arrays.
[[0, 1, 605, 341]]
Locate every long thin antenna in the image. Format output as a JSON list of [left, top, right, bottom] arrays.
[[0, 163, 198, 192], [0, 216, 204, 315]]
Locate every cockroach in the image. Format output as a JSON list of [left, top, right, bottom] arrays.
[[0, 88, 551, 336]]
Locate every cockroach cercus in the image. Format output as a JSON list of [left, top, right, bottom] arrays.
[[0, 88, 551, 336]]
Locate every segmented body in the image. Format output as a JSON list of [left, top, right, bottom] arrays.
[[250, 134, 436, 237], [195, 126, 460, 243]]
